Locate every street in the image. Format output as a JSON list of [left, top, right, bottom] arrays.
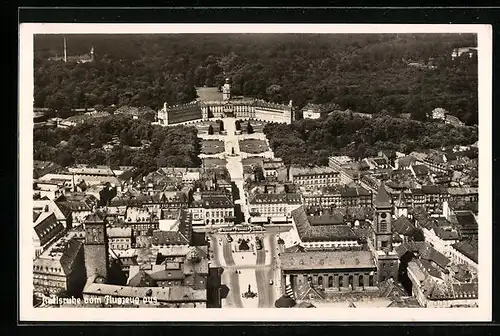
[[202, 117, 285, 308], [210, 232, 282, 308]]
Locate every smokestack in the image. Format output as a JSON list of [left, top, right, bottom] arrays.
[[63, 36, 67, 62]]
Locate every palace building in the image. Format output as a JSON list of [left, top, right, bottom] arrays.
[[157, 78, 294, 126]]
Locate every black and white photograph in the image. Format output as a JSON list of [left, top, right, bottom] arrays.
[[19, 23, 492, 322]]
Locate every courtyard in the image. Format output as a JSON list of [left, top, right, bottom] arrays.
[[202, 157, 227, 170], [195, 120, 223, 134], [239, 139, 269, 154], [201, 139, 225, 155], [237, 119, 266, 134]]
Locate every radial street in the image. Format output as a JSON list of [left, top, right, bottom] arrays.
[[202, 117, 285, 307]]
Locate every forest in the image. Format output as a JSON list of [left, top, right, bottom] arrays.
[[34, 33, 478, 124], [33, 116, 201, 175], [263, 112, 478, 166]]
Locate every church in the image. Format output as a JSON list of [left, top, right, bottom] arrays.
[[157, 78, 294, 126], [281, 182, 400, 293]]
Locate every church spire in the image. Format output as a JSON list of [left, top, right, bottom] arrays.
[[395, 191, 408, 208], [374, 182, 391, 208]]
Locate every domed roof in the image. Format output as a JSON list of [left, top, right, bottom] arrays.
[[275, 295, 296, 308]]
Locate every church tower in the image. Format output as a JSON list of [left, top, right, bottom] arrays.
[[370, 182, 399, 282], [84, 211, 109, 281], [222, 78, 231, 101]]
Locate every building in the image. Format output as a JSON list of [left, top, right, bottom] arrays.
[[451, 47, 477, 60], [82, 275, 207, 308], [368, 182, 399, 282], [107, 227, 133, 251], [33, 237, 86, 297], [419, 216, 460, 258], [289, 166, 341, 190], [33, 198, 73, 229], [393, 192, 409, 218], [408, 255, 478, 308], [328, 156, 358, 185], [248, 193, 302, 217], [189, 192, 235, 226], [301, 103, 340, 119], [262, 158, 287, 181], [450, 240, 478, 271], [127, 246, 208, 289], [33, 211, 66, 259], [33, 180, 67, 201], [290, 206, 362, 250], [157, 78, 293, 126], [302, 185, 372, 209], [280, 250, 378, 292], [453, 211, 478, 241], [83, 212, 110, 281], [55, 193, 98, 225]]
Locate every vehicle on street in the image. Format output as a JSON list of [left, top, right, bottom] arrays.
[[255, 237, 263, 250], [269, 279, 274, 285]]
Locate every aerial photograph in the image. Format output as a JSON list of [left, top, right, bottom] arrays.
[[30, 32, 479, 309]]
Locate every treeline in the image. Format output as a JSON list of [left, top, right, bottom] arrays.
[[34, 33, 477, 124], [264, 113, 478, 166], [33, 116, 201, 175]]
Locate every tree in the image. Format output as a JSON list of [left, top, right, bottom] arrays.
[[98, 183, 117, 206], [253, 165, 265, 182], [235, 120, 241, 131], [208, 124, 214, 135], [247, 122, 254, 134], [219, 119, 224, 132]]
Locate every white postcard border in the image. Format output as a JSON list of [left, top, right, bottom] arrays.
[[19, 22, 492, 322]]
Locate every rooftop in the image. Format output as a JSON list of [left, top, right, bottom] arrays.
[[83, 280, 206, 302], [249, 193, 302, 205], [452, 240, 478, 264], [291, 206, 359, 242], [108, 227, 133, 238], [33, 238, 84, 276], [290, 166, 338, 176], [374, 182, 392, 208], [152, 230, 189, 246], [281, 250, 376, 271]]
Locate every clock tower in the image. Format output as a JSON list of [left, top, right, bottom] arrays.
[[84, 211, 109, 281], [370, 182, 399, 282]]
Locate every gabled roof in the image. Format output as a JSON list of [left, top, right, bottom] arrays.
[[59, 239, 85, 275], [281, 250, 376, 271], [295, 281, 325, 301], [452, 240, 478, 264], [374, 182, 392, 208], [392, 216, 416, 236], [85, 211, 105, 223], [128, 270, 158, 287], [152, 231, 189, 246]]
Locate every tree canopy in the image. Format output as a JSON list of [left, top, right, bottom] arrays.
[[263, 112, 478, 166], [35, 33, 478, 124], [33, 116, 201, 175]]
